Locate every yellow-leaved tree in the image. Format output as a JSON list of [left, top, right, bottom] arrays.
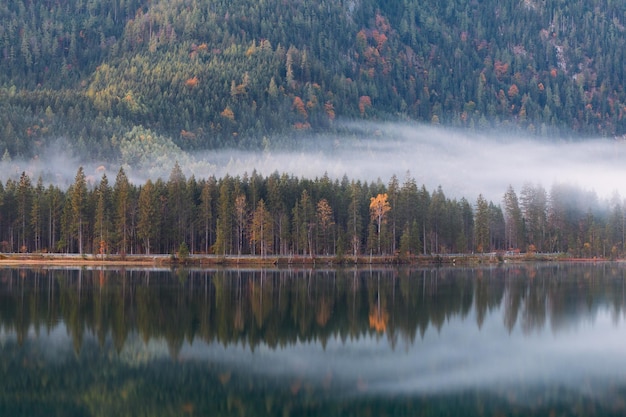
[[370, 193, 391, 254]]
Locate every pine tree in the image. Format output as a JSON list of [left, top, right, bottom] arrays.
[[17, 172, 32, 252], [214, 177, 233, 255], [503, 185, 524, 251], [250, 199, 272, 257], [474, 194, 490, 253], [71, 167, 88, 254], [347, 182, 363, 259], [200, 178, 215, 254], [30, 177, 44, 253], [94, 174, 112, 258], [113, 167, 130, 256], [234, 194, 247, 256], [167, 161, 187, 248], [137, 180, 157, 254]]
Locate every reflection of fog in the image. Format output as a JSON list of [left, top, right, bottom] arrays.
[[5, 303, 626, 403], [1, 265, 626, 362], [2, 265, 626, 416]]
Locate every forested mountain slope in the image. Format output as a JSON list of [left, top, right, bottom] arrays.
[[1, 0, 626, 160]]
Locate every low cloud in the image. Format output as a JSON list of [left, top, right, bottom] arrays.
[[1, 123, 624, 204]]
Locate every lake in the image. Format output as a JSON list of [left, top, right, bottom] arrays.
[[1, 263, 626, 416]]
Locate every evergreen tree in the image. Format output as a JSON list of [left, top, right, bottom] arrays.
[[250, 199, 272, 257], [503, 185, 524, 251], [347, 181, 363, 259], [30, 177, 44, 252], [94, 174, 112, 258], [167, 161, 187, 249], [214, 176, 233, 255], [474, 194, 490, 253], [113, 167, 131, 256], [200, 178, 215, 254], [71, 167, 88, 254], [137, 180, 158, 254], [16, 172, 32, 252]]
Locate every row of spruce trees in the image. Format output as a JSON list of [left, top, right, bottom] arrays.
[[0, 163, 624, 259]]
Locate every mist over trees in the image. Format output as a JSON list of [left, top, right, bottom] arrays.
[[1, 0, 626, 161], [0, 167, 622, 259]]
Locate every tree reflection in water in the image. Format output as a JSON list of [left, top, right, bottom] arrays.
[[1, 264, 626, 416]]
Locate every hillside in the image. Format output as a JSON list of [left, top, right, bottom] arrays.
[[1, 0, 626, 161]]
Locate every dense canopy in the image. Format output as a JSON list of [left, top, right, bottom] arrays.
[[0, 167, 622, 259], [1, 0, 626, 161]]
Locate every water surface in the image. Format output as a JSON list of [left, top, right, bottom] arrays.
[[1, 264, 626, 416]]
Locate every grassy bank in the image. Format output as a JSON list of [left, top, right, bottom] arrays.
[[0, 252, 576, 267]]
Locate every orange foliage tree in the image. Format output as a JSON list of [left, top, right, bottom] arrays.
[[370, 193, 391, 254], [359, 95, 372, 115], [293, 96, 307, 118], [185, 76, 199, 88]]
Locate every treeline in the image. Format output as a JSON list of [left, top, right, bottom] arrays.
[[0, 165, 623, 258], [2, 0, 626, 161]]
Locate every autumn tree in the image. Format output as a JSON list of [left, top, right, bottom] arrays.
[[316, 198, 334, 255], [370, 193, 391, 254], [250, 199, 272, 257]]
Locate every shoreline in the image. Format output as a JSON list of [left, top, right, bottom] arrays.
[[0, 252, 613, 267]]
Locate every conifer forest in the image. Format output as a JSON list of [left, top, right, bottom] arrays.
[[1, 0, 626, 258], [0, 165, 622, 259]]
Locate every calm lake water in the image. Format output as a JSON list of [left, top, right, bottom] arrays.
[[1, 263, 626, 416]]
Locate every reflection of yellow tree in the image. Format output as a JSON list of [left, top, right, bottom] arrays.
[[368, 272, 389, 333], [370, 193, 391, 254], [316, 298, 332, 327], [369, 302, 389, 333]]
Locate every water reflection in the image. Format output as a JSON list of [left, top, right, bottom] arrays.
[[2, 264, 626, 352], [1, 264, 626, 416]]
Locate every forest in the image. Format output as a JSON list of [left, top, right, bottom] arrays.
[[0, 164, 623, 259], [1, 0, 626, 259], [1, 0, 626, 161]]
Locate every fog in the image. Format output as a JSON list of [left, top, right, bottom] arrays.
[[3, 123, 626, 202], [200, 123, 626, 202]]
